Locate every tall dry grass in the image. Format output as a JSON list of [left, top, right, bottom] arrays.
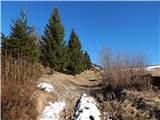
[[1, 54, 43, 120], [101, 47, 151, 91]]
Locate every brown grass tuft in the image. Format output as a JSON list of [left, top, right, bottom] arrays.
[[1, 54, 43, 120]]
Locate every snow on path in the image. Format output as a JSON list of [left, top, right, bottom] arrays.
[[40, 101, 66, 120], [145, 65, 160, 71], [73, 94, 101, 120], [37, 82, 54, 92]]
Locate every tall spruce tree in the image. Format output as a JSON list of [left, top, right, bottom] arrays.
[[2, 10, 39, 60], [40, 8, 66, 71], [67, 30, 85, 74], [84, 51, 92, 70]]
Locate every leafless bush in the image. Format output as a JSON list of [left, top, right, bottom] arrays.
[[1, 54, 43, 120], [101, 47, 151, 91]]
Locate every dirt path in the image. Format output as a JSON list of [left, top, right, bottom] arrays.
[[37, 70, 102, 119]]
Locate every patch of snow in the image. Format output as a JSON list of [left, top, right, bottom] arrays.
[[73, 93, 101, 120], [92, 64, 101, 71], [145, 65, 160, 71], [37, 82, 54, 92], [40, 101, 65, 120]]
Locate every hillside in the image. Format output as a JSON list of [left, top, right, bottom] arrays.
[[35, 66, 160, 120]]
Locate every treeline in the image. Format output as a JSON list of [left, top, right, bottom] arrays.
[[2, 8, 92, 74]]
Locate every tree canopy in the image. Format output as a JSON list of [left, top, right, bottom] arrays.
[[2, 10, 39, 60], [2, 8, 92, 74]]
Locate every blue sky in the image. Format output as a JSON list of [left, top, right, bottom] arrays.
[[1, 1, 160, 64]]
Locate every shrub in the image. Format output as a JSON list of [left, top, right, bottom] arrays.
[[1, 54, 42, 120], [101, 47, 151, 91]]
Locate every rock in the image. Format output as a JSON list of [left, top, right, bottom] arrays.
[[107, 112, 113, 120]]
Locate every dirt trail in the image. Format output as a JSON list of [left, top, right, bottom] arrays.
[[37, 70, 102, 119]]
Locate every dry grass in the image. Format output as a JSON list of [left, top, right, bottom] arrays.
[[1, 54, 43, 120], [101, 47, 152, 91], [99, 90, 160, 120]]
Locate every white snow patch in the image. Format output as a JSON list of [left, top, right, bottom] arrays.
[[40, 101, 65, 120], [73, 93, 101, 120], [92, 64, 101, 71], [145, 65, 160, 71], [37, 82, 54, 92]]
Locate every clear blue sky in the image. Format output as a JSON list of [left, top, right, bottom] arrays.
[[1, 1, 160, 64]]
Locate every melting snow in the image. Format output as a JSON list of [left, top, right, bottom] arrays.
[[73, 93, 101, 120], [37, 82, 54, 92], [145, 65, 160, 71], [40, 101, 65, 120], [92, 64, 101, 71]]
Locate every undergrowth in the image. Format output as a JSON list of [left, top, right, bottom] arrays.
[[1, 54, 43, 120]]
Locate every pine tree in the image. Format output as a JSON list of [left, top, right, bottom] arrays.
[[84, 51, 92, 70], [67, 30, 85, 74], [1, 33, 8, 55], [62, 40, 70, 70], [2, 10, 39, 60], [40, 8, 66, 71]]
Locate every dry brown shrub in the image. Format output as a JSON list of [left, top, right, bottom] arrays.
[[1, 54, 43, 120], [101, 47, 151, 91]]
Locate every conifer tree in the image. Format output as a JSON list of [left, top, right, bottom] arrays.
[[84, 51, 92, 70], [1, 33, 7, 55], [40, 8, 66, 71], [62, 41, 70, 70], [2, 10, 39, 60], [67, 30, 85, 74], [1, 33, 9, 55]]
